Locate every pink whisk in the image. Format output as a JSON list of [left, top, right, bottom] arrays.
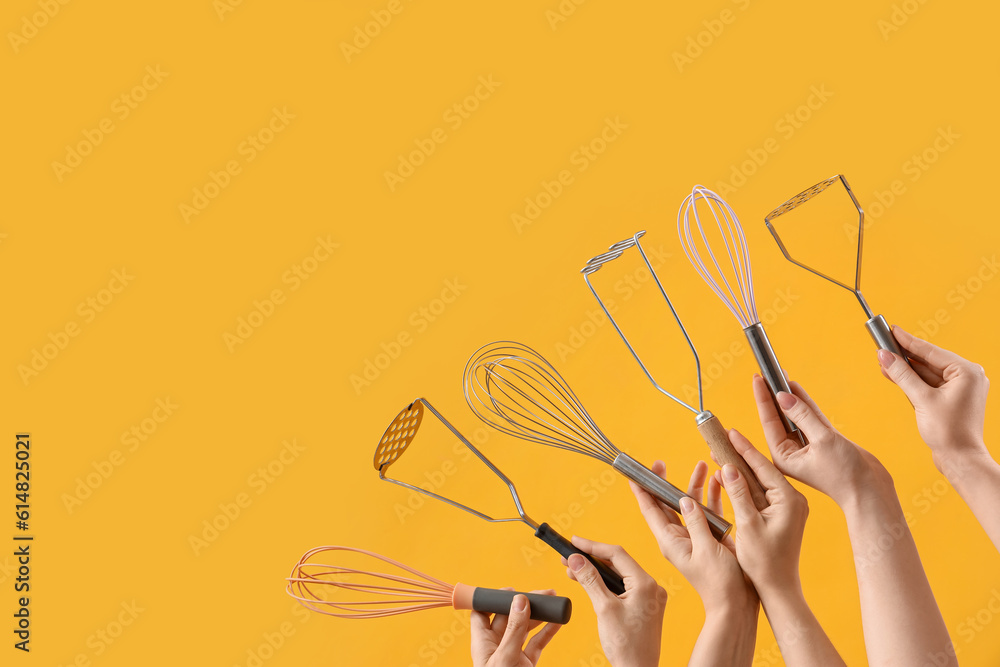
[[286, 546, 572, 624]]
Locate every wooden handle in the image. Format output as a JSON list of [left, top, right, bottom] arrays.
[[696, 415, 769, 511]]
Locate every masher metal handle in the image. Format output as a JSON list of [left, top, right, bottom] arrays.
[[696, 414, 768, 510], [866, 314, 911, 366]]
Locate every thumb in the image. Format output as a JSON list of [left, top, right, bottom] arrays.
[[878, 348, 931, 403], [493, 594, 530, 659], [566, 554, 615, 609], [721, 464, 759, 530], [678, 496, 714, 546]]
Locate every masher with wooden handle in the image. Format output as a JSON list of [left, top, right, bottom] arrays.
[[581, 231, 769, 511]]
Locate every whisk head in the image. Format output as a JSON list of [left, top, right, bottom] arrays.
[[286, 546, 454, 619], [677, 185, 759, 327], [464, 341, 621, 464]]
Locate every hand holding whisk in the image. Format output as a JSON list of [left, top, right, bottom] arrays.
[[464, 342, 732, 539], [286, 545, 572, 624], [678, 185, 803, 443]]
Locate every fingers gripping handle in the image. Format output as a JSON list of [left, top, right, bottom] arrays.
[[696, 415, 769, 511], [744, 322, 804, 444], [534, 523, 626, 595], [453, 584, 573, 624], [612, 453, 733, 539], [865, 315, 913, 368]]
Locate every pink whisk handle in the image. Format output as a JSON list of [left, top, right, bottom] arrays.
[[452, 583, 572, 624]]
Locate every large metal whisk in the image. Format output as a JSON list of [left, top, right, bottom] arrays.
[[464, 342, 732, 540], [581, 231, 769, 510], [678, 185, 803, 442]]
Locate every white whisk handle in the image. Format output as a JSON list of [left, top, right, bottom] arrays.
[[611, 453, 732, 539], [744, 322, 804, 444]]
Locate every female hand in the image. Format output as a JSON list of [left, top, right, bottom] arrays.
[[753, 369, 956, 666], [631, 460, 757, 615], [721, 432, 846, 667], [879, 325, 991, 477], [564, 537, 667, 667], [470, 589, 562, 667], [631, 460, 759, 666], [752, 374, 892, 507]]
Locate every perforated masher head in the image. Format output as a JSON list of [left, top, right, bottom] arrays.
[[374, 398, 537, 528], [373, 401, 424, 471]]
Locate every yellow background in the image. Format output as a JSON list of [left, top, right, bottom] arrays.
[[4, 0, 999, 665]]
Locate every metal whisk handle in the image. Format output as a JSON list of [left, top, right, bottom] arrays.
[[611, 453, 732, 539], [865, 315, 912, 367], [744, 323, 803, 443]]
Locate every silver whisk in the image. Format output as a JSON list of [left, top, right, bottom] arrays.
[[678, 185, 802, 442], [463, 341, 732, 540]]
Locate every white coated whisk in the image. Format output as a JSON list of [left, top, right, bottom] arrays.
[[678, 186, 802, 441]]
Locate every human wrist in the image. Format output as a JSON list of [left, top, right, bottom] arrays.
[[933, 440, 992, 483], [754, 573, 803, 611], [704, 596, 755, 624], [832, 461, 895, 511]]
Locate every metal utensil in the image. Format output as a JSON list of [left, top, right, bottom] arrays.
[[375, 399, 625, 595], [464, 342, 733, 540], [287, 545, 572, 623], [582, 231, 769, 510], [678, 185, 803, 442], [764, 174, 910, 364]]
